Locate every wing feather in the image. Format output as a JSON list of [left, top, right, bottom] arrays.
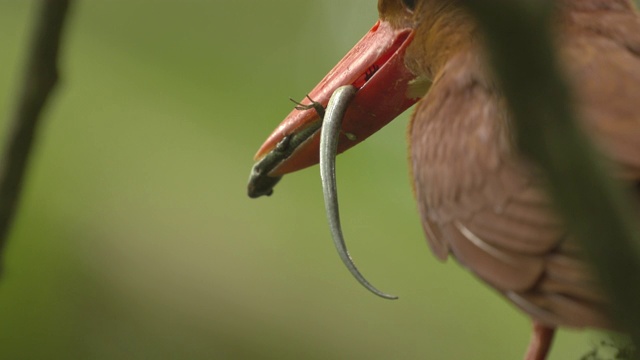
[[409, 7, 640, 327]]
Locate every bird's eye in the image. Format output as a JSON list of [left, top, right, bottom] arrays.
[[401, 0, 416, 12]]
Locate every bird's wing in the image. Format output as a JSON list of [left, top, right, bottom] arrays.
[[409, 50, 564, 293], [408, 12, 640, 325], [563, 9, 640, 179]]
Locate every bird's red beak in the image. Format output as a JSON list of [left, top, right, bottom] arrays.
[[248, 20, 419, 198]]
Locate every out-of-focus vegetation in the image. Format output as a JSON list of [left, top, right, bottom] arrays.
[[0, 1, 624, 359]]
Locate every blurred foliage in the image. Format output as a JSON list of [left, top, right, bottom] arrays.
[[0, 1, 629, 359], [579, 336, 636, 360]]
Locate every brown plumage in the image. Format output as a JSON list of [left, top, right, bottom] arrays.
[[249, 0, 640, 358], [408, 0, 640, 329]]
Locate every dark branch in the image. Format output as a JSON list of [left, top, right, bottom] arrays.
[[0, 0, 73, 268], [460, 0, 640, 348]]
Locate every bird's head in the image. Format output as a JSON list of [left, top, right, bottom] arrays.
[[248, 0, 468, 197]]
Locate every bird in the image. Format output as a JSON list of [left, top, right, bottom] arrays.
[[247, 0, 640, 359]]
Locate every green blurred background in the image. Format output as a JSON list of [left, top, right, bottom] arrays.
[[0, 1, 625, 359]]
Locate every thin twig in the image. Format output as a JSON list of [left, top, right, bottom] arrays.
[[461, 0, 640, 349], [0, 0, 73, 268]]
